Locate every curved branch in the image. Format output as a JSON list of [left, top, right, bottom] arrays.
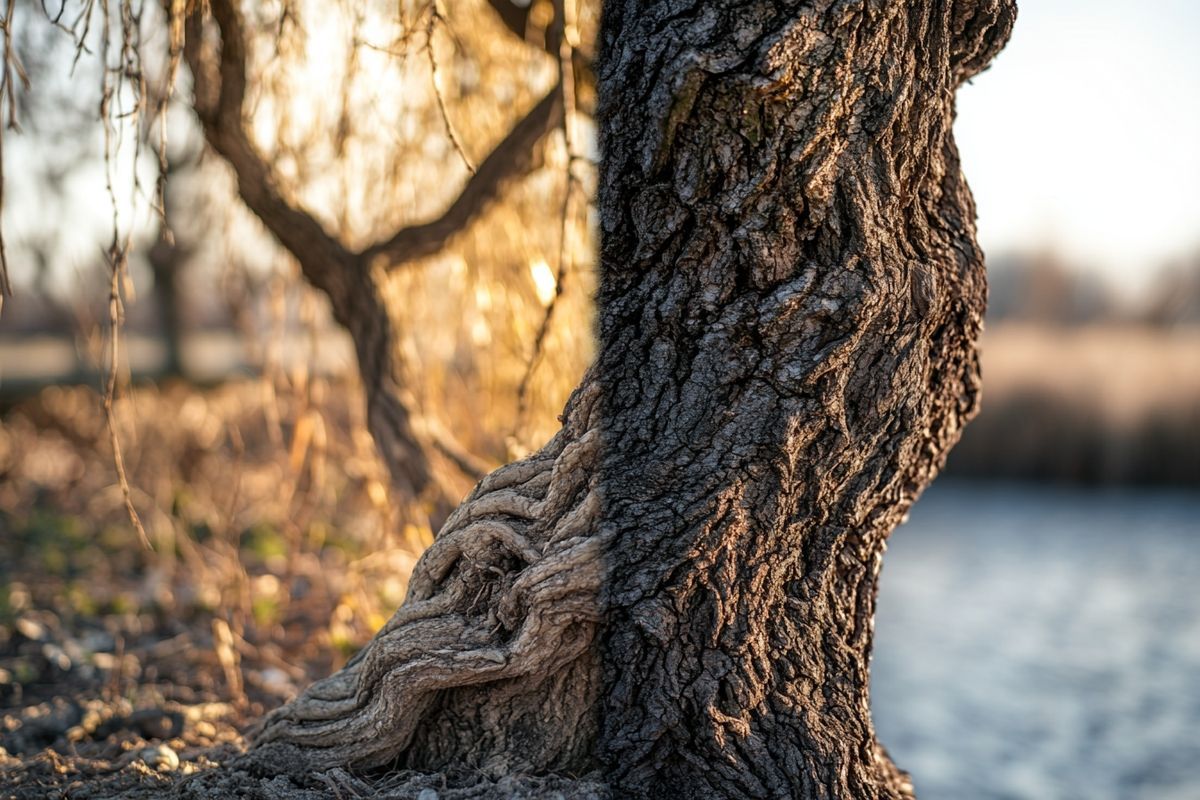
[[185, 0, 358, 311], [483, 0, 534, 44], [363, 86, 563, 269]]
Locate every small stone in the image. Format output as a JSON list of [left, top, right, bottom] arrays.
[[139, 744, 180, 771], [417, 789, 439, 800], [42, 643, 72, 671], [14, 618, 46, 642], [130, 708, 184, 739], [257, 667, 296, 698]]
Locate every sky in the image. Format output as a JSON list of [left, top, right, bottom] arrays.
[[4, 1, 1199, 298], [954, 0, 1200, 291]]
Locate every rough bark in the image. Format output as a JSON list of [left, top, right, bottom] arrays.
[[242, 1, 1016, 798]]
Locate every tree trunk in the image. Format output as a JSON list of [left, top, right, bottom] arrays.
[[148, 227, 188, 380], [248, 1, 1016, 797]]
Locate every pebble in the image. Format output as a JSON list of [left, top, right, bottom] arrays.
[[417, 789, 439, 800], [14, 618, 47, 642], [139, 744, 180, 771]]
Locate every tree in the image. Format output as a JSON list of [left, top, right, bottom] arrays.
[[208, 1, 1014, 798], [1, 0, 1015, 794]]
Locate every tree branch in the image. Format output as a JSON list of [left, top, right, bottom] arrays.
[[362, 86, 563, 269], [483, 0, 534, 43], [185, 0, 360, 312], [187, 0, 566, 280]]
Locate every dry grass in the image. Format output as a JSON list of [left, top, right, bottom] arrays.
[[0, 373, 427, 790], [978, 323, 1200, 422], [947, 323, 1200, 486]]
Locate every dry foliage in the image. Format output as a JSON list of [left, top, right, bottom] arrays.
[[1, 373, 424, 793], [947, 324, 1200, 486]]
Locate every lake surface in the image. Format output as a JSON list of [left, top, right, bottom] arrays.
[[871, 482, 1200, 800]]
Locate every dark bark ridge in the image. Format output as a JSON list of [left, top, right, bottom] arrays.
[[592, 1, 1014, 797], [240, 1, 1015, 798]]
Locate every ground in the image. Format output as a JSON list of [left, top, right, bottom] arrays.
[[0, 379, 418, 798]]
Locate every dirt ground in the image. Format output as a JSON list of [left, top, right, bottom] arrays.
[[0, 379, 428, 798]]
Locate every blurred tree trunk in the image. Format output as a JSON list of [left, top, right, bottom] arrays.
[[183, 0, 572, 519], [147, 155, 194, 380], [148, 234, 187, 379], [241, 1, 1016, 797]]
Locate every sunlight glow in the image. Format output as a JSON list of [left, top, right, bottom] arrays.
[[530, 258, 557, 306]]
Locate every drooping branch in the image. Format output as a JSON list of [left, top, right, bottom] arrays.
[[185, 0, 356, 310], [365, 86, 564, 269], [183, 0, 573, 508]]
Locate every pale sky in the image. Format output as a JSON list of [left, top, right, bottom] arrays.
[[5, 1, 1198, 297], [954, 0, 1200, 290]]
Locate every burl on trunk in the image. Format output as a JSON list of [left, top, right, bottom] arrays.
[[252, 1, 1016, 798]]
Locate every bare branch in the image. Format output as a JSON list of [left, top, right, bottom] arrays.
[[0, 0, 30, 307], [483, 0, 533, 43], [426, 4, 474, 176], [103, 247, 151, 550], [185, 0, 359, 308], [363, 86, 562, 269], [188, 0, 565, 289]]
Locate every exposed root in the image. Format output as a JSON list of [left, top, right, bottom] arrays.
[[175, 743, 611, 799], [253, 381, 606, 773]]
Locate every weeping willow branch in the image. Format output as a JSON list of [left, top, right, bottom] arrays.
[[515, 0, 581, 438], [0, 0, 29, 309]]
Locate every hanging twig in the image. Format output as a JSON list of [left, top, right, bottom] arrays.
[[0, 0, 31, 310], [425, 1, 474, 175], [96, 0, 152, 549], [515, 0, 580, 436], [103, 246, 151, 550]]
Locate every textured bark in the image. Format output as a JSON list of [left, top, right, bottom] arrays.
[[247, 1, 1016, 798]]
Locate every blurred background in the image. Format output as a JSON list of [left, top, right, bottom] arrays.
[[0, 0, 1196, 798]]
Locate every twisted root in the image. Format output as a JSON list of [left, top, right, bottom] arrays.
[[253, 381, 607, 771]]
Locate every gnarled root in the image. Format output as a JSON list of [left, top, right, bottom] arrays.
[[253, 381, 607, 775]]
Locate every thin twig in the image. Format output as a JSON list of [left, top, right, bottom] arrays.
[[425, 2, 473, 174], [515, 0, 580, 435], [104, 247, 151, 550], [97, 0, 151, 550], [0, 0, 31, 308]]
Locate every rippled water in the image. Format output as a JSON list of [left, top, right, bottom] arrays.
[[872, 483, 1200, 800]]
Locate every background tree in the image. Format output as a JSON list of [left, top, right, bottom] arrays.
[[1, 0, 601, 528], [180, 0, 597, 518]]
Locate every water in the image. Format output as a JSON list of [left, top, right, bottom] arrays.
[[871, 482, 1200, 800]]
